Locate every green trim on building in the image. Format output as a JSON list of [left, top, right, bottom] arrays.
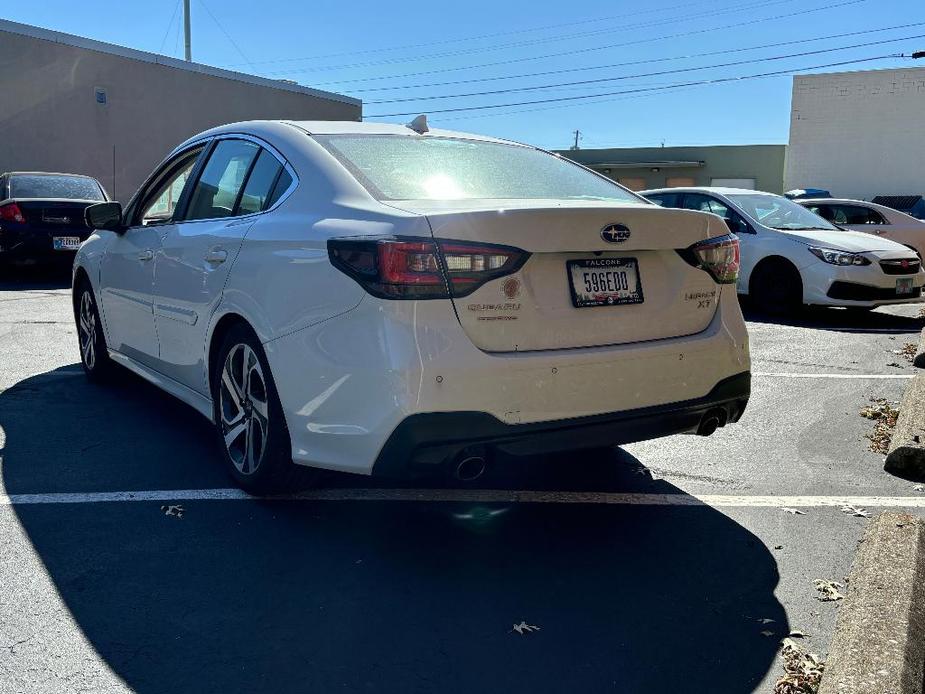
[[557, 144, 786, 194]]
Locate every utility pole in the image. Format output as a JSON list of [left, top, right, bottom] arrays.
[[570, 130, 581, 150], [183, 0, 192, 62]]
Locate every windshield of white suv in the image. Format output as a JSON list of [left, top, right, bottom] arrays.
[[726, 193, 839, 231], [315, 134, 639, 203]]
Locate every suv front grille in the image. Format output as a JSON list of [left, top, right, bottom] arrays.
[[880, 259, 920, 275]]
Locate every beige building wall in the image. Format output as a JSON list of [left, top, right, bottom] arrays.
[[0, 20, 360, 201], [785, 67, 925, 199]]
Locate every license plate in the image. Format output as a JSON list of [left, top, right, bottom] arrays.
[[896, 277, 915, 295], [567, 258, 644, 308], [53, 236, 81, 251]]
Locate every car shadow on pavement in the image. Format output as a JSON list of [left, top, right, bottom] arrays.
[[742, 302, 924, 333], [2, 366, 787, 694], [0, 264, 72, 291]]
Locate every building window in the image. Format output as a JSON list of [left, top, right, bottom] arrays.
[[617, 177, 646, 191]]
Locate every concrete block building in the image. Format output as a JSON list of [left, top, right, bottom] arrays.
[[0, 19, 361, 201]]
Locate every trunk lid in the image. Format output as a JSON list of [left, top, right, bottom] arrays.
[[13, 199, 95, 231], [393, 200, 728, 353]]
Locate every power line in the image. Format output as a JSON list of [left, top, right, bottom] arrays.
[[348, 21, 925, 94], [265, 0, 807, 76], [299, 0, 869, 86], [365, 54, 902, 118], [196, 0, 255, 70], [158, 0, 182, 55], [223, 0, 706, 68], [365, 33, 925, 105]]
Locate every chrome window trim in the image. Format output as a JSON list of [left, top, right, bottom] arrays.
[[167, 132, 299, 226]]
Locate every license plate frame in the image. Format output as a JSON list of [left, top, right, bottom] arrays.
[[896, 277, 915, 295], [566, 258, 644, 308], [53, 236, 81, 251]]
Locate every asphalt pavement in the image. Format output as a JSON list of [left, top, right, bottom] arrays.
[[1, 266, 923, 694]]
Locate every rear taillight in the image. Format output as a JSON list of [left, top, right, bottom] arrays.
[[680, 234, 740, 284], [328, 236, 529, 299], [0, 203, 25, 224]]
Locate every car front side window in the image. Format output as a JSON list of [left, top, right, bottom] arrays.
[[135, 148, 204, 226]]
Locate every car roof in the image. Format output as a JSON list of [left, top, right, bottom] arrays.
[[640, 186, 775, 196], [185, 119, 524, 148], [1, 171, 98, 178], [797, 198, 872, 204]]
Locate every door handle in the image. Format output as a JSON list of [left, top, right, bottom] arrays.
[[137, 249, 154, 261], [204, 248, 228, 264]]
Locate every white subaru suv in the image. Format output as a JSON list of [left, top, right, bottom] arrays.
[[74, 121, 750, 492]]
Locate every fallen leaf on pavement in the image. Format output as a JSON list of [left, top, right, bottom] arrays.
[[160, 504, 184, 519], [895, 343, 917, 362], [813, 579, 845, 602], [859, 398, 900, 454], [512, 621, 540, 635], [841, 504, 870, 518], [773, 639, 825, 694], [788, 630, 810, 639], [914, 484, 925, 493], [781, 508, 806, 515]]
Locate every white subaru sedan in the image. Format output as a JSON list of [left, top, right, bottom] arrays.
[[642, 187, 925, 312], [75, 121, 750, 492]]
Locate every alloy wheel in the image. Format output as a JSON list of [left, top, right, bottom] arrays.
[[78, 291, 97, 370], [219, 343, 270, 475]]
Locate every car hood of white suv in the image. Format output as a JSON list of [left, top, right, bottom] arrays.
[[780, 228, 911, 254]]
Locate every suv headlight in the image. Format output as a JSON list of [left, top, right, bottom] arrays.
[[808, 247, 871, 266]]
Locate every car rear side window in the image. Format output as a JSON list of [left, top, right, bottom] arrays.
[[10, 174, 104, 201], [645, 193, 679, 207], [185, 140, 260, 221], [265, 168, 293, 209], [236, 149, 284, 215]]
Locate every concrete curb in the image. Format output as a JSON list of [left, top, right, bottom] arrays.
[[913, 328, 925, 369], [885, 370, 925, 479], [819, 512, 925, 694]]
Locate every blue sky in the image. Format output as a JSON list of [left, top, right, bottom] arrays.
[[4, 0, 922, 149]]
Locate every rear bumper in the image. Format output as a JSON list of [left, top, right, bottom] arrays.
[[371, 371, 750, 477], [0, 226, 88, 262], [265, 285, 750, 476]]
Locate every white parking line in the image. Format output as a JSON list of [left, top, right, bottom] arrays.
[[754, 372, 913, 379], [3, 488, 925, 508]]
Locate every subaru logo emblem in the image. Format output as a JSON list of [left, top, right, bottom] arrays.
[[601, 223, 631, 243]]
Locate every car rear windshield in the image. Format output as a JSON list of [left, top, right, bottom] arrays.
[[314, 135, 638, 203], [9, 175, 104, 201]]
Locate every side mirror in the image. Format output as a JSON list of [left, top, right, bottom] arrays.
[[85, 202, 125, 232]]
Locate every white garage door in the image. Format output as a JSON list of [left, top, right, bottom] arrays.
[[711, 178, 756, 189]]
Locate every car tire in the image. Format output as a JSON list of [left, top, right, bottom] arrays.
[[749, 258, 803, 315], [74, 280, 115, 380], [211, 323, 317, 494]]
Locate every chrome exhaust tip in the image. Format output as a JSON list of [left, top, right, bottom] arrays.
[[453, 455, 487, 482]]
